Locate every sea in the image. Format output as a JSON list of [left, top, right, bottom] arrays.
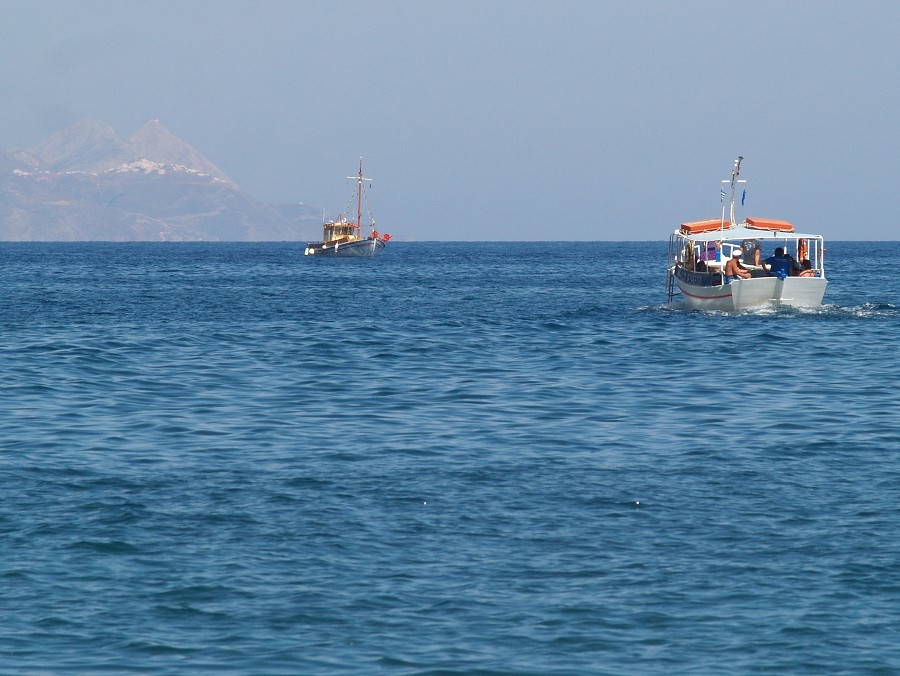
[[1, 241, 898, 674]]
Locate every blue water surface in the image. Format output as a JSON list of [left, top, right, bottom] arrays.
[[1, 241, 898, 674]]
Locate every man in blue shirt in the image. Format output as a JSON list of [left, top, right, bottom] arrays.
[[764, 247, 792, 279]]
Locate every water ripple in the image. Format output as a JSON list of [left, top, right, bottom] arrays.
[[1, 242, 898, 673]]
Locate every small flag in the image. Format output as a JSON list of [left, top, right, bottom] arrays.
[[741, 189, 746, 206], [720, 188, 726, 202]]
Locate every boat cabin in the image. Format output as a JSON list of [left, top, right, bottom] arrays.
[[322, 218, 359, 243]]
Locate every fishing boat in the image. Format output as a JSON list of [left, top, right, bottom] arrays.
[[304, 159, 390, 257], [666, 157, 827, 311]]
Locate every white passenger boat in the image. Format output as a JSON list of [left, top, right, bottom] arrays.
[[666, 157, 827, 311], [304, 159, 390, 257]]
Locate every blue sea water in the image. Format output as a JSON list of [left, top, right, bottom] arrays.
[[1, 241, 898, 674]]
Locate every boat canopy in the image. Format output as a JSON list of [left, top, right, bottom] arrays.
[[677, 223, 822, 242], [745, 217, 794, 232], [680, 219, 728, 234]]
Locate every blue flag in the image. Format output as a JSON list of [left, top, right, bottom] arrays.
[[741, 189, 746, 206], [720, 188, 726, 202]]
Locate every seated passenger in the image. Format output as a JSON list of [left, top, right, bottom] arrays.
[[763, 247, 792, 279], [724, 249, 751, 282], [798, 259, 816, 277], [699, 241, 718, 263]]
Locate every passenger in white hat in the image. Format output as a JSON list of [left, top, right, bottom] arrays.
[[724, 248, 751, 282]]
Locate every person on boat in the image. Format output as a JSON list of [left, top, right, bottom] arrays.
[[798, 259, 816, 277], [724, 249, 751, 282], [699, 241, 718, 265], [741, 238, 761, 266], [763, 247, 792, 279]]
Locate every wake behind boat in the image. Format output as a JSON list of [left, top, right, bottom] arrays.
[[666, 157, 827, 311], [304, 159, 390, 257]]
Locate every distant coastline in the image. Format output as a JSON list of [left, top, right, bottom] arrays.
[[0, 119, 321, 242]]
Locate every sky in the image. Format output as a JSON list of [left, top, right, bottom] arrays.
[[1, 0, 898, 240]]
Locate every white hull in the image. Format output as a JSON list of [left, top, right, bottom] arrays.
[[675, 271, 827, 311]]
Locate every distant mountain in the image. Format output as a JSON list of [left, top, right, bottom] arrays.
[[0, 119, 321, 241], [29, 119, 124, 174]]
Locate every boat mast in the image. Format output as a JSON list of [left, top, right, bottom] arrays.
[[356, 158, 363, 239], [729, 156, 743, 225], [347, 158, 372, 239]]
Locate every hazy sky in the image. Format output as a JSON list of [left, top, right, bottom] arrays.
[[1, 0, 898, 240]]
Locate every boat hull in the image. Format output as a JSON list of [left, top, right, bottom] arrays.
[[304, 238, 385, 257], [673, 267, 827, 311]]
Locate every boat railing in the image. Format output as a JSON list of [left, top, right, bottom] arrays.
[[680, 233, 826, 274], [666, 233, 679, 302]]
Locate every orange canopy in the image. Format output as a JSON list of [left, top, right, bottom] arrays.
[[680, 219, 726, 234], [746, 217, 794, 232]]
